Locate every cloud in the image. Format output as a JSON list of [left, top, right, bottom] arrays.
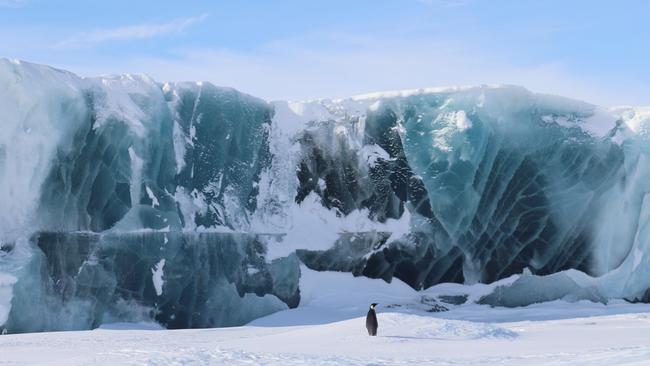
[[59, 33, 582, 102], [59, 29, 649, 106], [415, 0, 476, 8], [57, 14, 208, 48], [0, 0, 28, 8]]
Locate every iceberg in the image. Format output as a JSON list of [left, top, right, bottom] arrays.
[[2, 59, 650, 332]]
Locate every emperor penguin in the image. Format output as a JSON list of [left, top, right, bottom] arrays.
[[366, 303, 378, 336]]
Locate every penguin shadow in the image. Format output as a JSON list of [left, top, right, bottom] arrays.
[[382, 335, 437, 340], [378, 335, 449, 342]]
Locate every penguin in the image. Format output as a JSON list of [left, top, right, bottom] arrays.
[[366, 303, 378, 336]]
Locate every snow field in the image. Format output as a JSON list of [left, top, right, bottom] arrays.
[[3, 268, 650, 365]]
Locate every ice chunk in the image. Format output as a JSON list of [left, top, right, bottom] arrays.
[[478, 270, 605, 307]]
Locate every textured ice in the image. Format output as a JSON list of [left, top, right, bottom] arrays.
[[165, 82, 272, 231], [3, 59, 650, 332], [0, 59, 89, 240], [0, 273, 16, 326], [1, 232, 294, 333]]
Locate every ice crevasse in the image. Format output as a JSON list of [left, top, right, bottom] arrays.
[[1, 58, 650, 333]]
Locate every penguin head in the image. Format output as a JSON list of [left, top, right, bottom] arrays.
[[370, 303, 378, 309]]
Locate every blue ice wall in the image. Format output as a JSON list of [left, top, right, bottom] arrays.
[[2, 60, 650, 332]]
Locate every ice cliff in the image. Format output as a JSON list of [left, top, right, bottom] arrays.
[[1, 59, 650, 333]]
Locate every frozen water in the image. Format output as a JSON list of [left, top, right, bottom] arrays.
[[1, 232, 294, 333], [2, 59, 650, 332], [0, 59, 89, 240], [164, 82, 273, 231]]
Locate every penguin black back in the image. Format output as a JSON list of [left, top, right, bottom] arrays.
[[366, 303, 378, 336]]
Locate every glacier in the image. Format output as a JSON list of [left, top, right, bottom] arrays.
[[1, 58, 650, 333]]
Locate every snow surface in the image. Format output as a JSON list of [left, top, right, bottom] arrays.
[[4, 267, 650, 365]]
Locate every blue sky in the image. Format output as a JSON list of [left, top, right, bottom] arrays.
[[1, 0, 648, 105]]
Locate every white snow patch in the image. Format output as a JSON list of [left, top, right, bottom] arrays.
[[151, 259, 165, 296], [453, 110, 472, 130], [316, 178, 326, 191], [361, 144, 391, 168], [91, 74, 151, 136], [584, 107, 618, 137], [265, 193, 411, 260], [346, 84, 504, 101], [98, 322, 165, 331], [128, 147, 143, 207], [613, 106, 650, 137], [171, 119, 187, 173], [541, 107, 618, 139], [145, 186, 159, 208], [174, 186, 209, 230], [271, 100, 334, 137]]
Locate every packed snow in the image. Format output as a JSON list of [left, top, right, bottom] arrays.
[[3, 267, 650, 365]]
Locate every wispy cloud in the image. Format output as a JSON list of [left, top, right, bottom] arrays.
[[91, 29, 643, 107], [65, 31, 603, 104], [415, 0, 476, 8], [0, 0, 28, 8], [57, 13, 208, 48], [55, 19, 649, 106]]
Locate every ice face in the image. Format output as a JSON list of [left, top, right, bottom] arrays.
[[164, 82, 272, 231], [0, 60, 90, 240], [399, 87, 625, 282], [3, 60, 650, 332], [281, 87, 625, 287], [1, 232, 295, 333], [37, 73, 179, 233]]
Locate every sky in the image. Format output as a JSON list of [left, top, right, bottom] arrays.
[[0, 0, 648, 106]]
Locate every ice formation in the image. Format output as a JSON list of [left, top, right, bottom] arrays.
[[1, 59, 650, 333]]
